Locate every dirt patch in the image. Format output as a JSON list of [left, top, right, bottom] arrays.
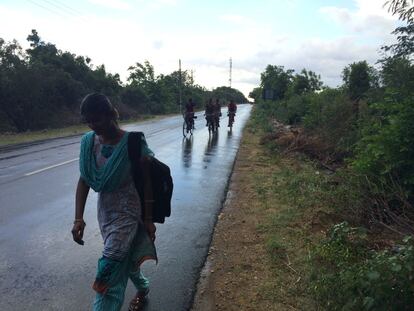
[[191, 129, 316, 311], [261, 120, 346, 170]]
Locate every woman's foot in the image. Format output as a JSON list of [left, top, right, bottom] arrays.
[[128, 288, 149, 311]]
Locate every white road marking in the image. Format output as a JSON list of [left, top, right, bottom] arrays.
[[24, 158, 79, 176]]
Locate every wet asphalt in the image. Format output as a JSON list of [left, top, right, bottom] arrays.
[[0, 104, 252, 311]]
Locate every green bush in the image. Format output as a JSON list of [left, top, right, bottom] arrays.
[[311, 222, 414, 311], [303, 89, 358, 155], [353, 97, 414, 200]]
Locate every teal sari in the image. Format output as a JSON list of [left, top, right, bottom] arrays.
[[79, 131, 153, 192]]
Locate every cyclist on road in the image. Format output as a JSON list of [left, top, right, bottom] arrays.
[[184, 98, 196, 129], [227, 100, 237, 127], [205, 98, 214, 127], [213, 98, 222, 128]]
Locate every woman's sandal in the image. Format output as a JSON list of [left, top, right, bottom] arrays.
[[128, 288, 149, 311]]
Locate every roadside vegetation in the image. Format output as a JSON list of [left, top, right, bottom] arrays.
[[0, 115, 157, 146], [0, 30, 246, 134], [248, 1, 414, 309]]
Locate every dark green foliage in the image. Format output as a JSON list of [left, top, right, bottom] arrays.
[[342, 61, 377, 102], [311, 222, 414, 311], [0, 31, 121, 131], [251, 4, 414, 304], [249, 87, 262, 102], [353, 97, 414, 198], [260, 65, 294, 100], [381, 57, 414, 100], [289, 69, 323, 96], [211, 86, 247, 104], [383, 1, 414, 57], [302, 89, 357, 154], [0, 30, 246, 132], [120, 85, 150, 114]]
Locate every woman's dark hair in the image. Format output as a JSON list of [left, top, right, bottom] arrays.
[[80, 93, 118, 119]]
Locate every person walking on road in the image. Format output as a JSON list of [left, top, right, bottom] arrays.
[[71, 93, 157, 311]]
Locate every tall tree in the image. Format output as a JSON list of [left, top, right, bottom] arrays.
[[342, 61, 377, 118], [291, 69, 323, 95], [260, 65, 294, 100], [342, 61, 372, 101], [127, 61, 156, 86]]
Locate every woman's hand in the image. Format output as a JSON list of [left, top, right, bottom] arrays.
[[71, 220, 86, 245], [144, 221, 156, 242]]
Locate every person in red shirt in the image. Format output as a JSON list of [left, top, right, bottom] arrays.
[[227, 100, 237, 127]]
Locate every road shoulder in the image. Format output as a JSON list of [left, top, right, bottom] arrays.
[[191, 123, 318, 310]]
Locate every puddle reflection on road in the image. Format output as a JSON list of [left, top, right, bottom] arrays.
[[227, 128, 233, 140], [181, 136, 193, 168], [203, 132, 219, 166]]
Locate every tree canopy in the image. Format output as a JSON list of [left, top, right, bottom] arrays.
[[0, 30, 246, 132]]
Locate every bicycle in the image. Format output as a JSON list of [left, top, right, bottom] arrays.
[[183, 112, 195, 137], [228, 111, 235, 130], [205, 113, 217, 134]]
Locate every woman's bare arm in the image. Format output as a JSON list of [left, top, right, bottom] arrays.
[[72, 177, 90, 245]]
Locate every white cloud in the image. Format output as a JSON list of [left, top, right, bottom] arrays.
[[136, 0, 178, 10], [87, 0, 130, 10], [320, 7, 352, 24], [320, 0, 397, 39], [233, 36, 379, 90], [219, 14, 248, 24], [0, 0, 401, 98]]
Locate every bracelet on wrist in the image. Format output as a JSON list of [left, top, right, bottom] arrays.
[[74, 219, 85, 224]]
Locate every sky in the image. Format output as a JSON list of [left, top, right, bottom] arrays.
[[0, 0, 400, 98]]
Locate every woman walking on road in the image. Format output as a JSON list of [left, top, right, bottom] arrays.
[[71, 93, 157, 311]]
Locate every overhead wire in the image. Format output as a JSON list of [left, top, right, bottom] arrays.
[[25, 0, 89, 24], [25, 0, 70, 18], [49, 0, 84, 16], [38, 0, 79, 18]]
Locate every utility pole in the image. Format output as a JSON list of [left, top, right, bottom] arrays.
[[229, 57, 232, 88], [179, 59, 182, 113]]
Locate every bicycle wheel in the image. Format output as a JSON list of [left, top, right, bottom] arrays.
[[188, 121, 193, 135], [182, 120, 187, 137]]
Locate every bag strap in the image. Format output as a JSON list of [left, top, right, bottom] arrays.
[[127, 131, 143, 164], [128, 131, 145, 212]]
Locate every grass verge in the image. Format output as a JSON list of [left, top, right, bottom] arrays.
[[192, 119, 323, 310], [0, 115, 157, 147]]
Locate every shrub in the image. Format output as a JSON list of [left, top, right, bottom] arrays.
[[311, 222, 414, 311], [353, 97, 414, 199]]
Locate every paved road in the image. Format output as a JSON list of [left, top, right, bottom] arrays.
[[0, 104, 252, 311]]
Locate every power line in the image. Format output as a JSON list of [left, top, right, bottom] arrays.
[[26, 0, 88, 24], [39, 0, 80, 18], [25, 0, 69, 18], [53, 0, 84, 16]]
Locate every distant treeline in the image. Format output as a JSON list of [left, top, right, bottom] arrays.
[[0, 30, 247, 132]]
